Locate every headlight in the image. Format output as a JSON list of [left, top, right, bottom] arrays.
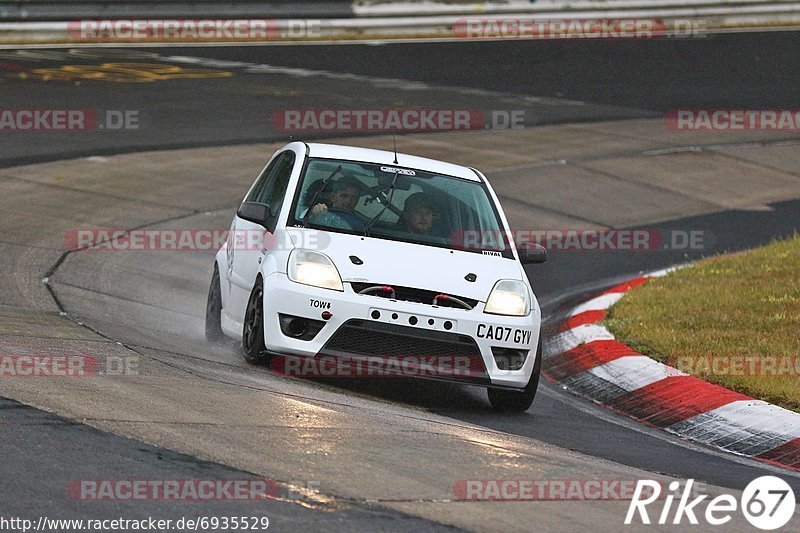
[[287, 249, 343, 291], [484, 279, 530, 316]]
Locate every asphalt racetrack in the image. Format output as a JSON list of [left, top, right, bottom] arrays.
[[1, 34, 800, 531]]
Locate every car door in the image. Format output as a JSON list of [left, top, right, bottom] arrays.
[[225, 150, 296, 324]]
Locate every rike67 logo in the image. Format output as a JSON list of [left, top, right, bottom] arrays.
[[626, 477, 795, 530]]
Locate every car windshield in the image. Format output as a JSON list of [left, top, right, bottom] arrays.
[[290, 157, 512, 255]]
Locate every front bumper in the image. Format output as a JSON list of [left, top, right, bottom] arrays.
[[262, 272, 541, 389]]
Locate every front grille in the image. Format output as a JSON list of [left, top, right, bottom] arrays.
[[320, 319, 488, 382], [325, 319, 478, 356], [350, 282, 478, 309]]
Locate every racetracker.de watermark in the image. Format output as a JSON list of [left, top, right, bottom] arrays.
[[0, 109, 139, 131], [271, 354, 485, 379], [665, 109, 800, 131], [68, 479, 319, 501], [64, 228, 328, 252], [67, 19, 323, 41], [0, 355, 137, 377], [453, 479, 662, 501], [451, 229, 709, 252], [270, 109, 527, 132], [453, 18, 706, 40], [675, 355, 800, 377]]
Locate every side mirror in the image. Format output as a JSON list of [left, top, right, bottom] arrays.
[[518, 243, 547, 265], [237, 202, 272, 227]]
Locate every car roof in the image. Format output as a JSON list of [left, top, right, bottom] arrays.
[[304, 143, 482, 182]]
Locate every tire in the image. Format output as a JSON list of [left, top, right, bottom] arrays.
[[487, 337, 542, 413], [242, 277, 270, 364], [205, 264, 224, 342]]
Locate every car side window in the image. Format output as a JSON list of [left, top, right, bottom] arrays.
[[244, 151, 296, 230], [246, 156, 280, 204]]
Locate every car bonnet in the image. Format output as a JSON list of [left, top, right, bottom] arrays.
[[289, 229, 524, 302]]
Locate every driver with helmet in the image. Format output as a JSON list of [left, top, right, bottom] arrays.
[[308, 174, 367, 229], [310, 175, 362, 215]]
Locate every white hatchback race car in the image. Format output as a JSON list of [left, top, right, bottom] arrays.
[[206, 142, 547, 412]]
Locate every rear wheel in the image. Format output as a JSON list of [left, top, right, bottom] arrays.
[[487, 337, 542, 413], [242, 277, 271, 364], [204, 264, 224, 342]]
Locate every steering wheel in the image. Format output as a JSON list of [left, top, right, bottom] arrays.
[[312, 208, 365, 231]]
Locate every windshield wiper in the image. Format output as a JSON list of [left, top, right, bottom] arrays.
[[363, 171, 399, 237], [301, 165, 341, 227]]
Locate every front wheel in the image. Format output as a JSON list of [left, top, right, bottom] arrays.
[[242, 278, 271, 364], [487, 337, 542, 413], [205, 264, 224, 342]]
